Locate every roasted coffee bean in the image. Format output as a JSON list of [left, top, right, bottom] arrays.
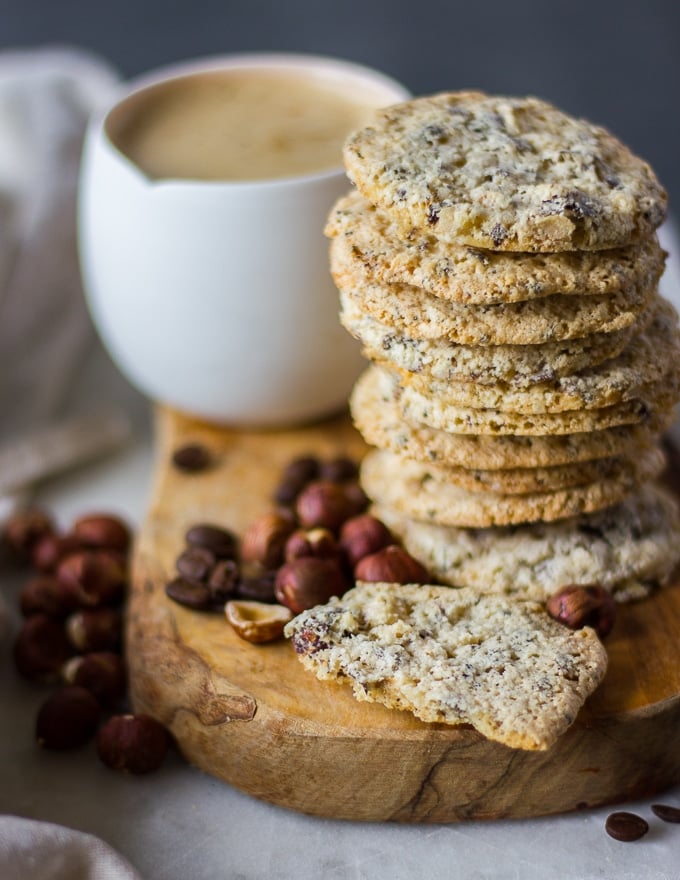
[[605, 811, 649, 841], [172, 443, 211, 472], [651, 803, 680, 823], [319, 456, 358, 483], [236, 571, 277, 604], [185, 523, 237, 559], [165, 577, 213, 610], [207, 559, 240, 604], [176, 546, 216, 583], [274, 455, 320, 505]]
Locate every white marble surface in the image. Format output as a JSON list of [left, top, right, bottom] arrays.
[[2, 229, 680, 878]]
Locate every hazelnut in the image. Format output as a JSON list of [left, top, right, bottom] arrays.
[[355, 545, 429, 585], [57, 550, 127, 607], [72, 513, 132, 553], [284, 527, 339, 562], [62, 652, 126, 707], [36, 685, 101, 750], [339, 514, 393, 568], [275, 556, 347, 614], [19, 574, 77, 618], [185, 523, 238, 559], [3, 507, 55, 559], [96, 714, 170, 774], [241, 511, 296, 569], [546, 584, 616, 638], [13, 614, 74, 682], [31, 532, 84, 573], [66, 607, 122, 652], [225, 600, 293, 643], [295, 481, 358, 532]]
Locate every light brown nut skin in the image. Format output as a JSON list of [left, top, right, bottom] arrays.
[[354, 545, 429, 585]]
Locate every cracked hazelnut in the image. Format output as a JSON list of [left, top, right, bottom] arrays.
[[241, 511, 296, 568], [57, 550, 127, 607], [275, 556, 347, 614], [66, 607, 122, 652], [340, 514, 393, 568], [284, 527, 339, 562], [36, 686, 101, 750], [546, 584, 616, 638], [295, 481, 359, 532], [13, 614, 74, 682], [19, 574, 77, 618], [96, 714, 169, 774], [62, 652, 126, 707], [225, 600, 292, 643], [355, 545, 429, 585], [72, 514, 132, 553]]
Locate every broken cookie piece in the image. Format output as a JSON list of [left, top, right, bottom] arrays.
[[285, 582, 607, 750]]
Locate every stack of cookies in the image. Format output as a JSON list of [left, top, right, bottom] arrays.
[[325, 91, 680, 603]]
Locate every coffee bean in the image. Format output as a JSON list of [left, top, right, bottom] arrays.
[[165, 578, 213, 610], [172, 443, 211, 472], [319, 456, 358, 483], [176, 546, 216, 583], [651, 803, 680, 823], [274, 455, 320, 505], [605, 811, 649, 841], [207, 559, 240, 604], [236, 571, 277, 603], [185, 524, 237, 559]]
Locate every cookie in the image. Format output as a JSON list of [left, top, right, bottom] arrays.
[[341, 291, 644, 387], [368, 452, 653, 496], [333, 257, 656, 346], [359, 447, 665, 526], [350, 365, 670, 469], [285, 582, 608, 750], [375, 484, 680, 603], [387, 296, 680, 409], [343, 92, 667, 251], [397, 374, 675, 436], [326, 189, 666, 304]]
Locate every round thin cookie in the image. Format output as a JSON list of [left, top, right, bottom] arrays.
[[327, 189, 666, 305], [360, 446, 665, 527], [378, 452, 659, 496], [375, 484, 680, 602], [398, 377, 675, 436], [341, 292, 643, 387], [350, 365, 671, 469], [333, 255, 656, 345], [386, 297, 680, 410], [343, 91, 667, 251]]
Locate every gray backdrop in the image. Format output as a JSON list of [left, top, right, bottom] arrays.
[[2, 0, 679, 210]]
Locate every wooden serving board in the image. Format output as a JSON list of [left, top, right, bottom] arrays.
[[127, 406, 680, 822]]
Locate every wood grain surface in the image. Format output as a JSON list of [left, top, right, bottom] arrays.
[[127, 406, 680, 822]]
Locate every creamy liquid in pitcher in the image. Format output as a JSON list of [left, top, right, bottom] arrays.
[[106, 69, 384, 181]]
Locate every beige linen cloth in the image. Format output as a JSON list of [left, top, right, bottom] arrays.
[[0, 47, 143, 880]]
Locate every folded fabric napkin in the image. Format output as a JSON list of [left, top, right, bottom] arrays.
[[0, 816, 143, 880]]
